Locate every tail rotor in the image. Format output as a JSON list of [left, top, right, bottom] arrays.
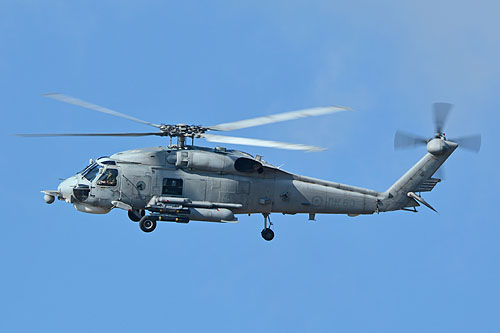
[[394, 102, 481, 153]]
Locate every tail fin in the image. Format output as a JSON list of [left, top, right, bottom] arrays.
[[379, 141, 458, 212]]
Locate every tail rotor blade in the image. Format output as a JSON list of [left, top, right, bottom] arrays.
[[394, 130, 428, 150], [433, 102, 453, 133], [451, 134, 481, 152]]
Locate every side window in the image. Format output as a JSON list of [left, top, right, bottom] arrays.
[[97, 169, 118, 187], [162, 178, 183, 195]]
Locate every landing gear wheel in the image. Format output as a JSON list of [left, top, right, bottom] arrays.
[[261, 228, 274, 241], [128, 209, 145, 222], [139, 217, 157, 233], [261, 213, 274, 241]]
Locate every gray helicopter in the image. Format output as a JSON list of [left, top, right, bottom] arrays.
[[19, 95, 481, 241]]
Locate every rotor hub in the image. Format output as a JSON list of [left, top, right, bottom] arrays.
[[427, 138, 449, 156], [159, 124, 208, 137]]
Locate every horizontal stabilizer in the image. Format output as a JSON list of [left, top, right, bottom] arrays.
[[407, 192, 438, 213]]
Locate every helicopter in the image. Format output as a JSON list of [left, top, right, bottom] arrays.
[[18, 94, 481, 241]]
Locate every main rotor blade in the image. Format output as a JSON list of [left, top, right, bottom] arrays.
[[202, 134, 326, 152], [209, 106, 351, 132], [433, 102, 453, 134], [44, 93, 162, 129], [16, 132, 163, 137], [394, 130, 428, 149], [450, 134, 481, 152]]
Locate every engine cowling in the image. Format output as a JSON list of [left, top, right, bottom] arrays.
[[175, 150, 234, 173], [173, 150, 264, 174], [234, 157, 263, 173]]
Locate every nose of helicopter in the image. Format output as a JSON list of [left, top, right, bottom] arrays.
[[57, 176, 79, 202]]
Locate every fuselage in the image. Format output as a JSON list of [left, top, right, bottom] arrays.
[[56, 145, 381, 217]]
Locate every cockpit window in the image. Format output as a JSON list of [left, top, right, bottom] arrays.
[[79, 162, 96, 175], [97, 169, 118, 186], [82, 164, 101, 181]]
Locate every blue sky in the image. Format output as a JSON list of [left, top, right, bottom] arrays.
[[1, 1, 499, 332]]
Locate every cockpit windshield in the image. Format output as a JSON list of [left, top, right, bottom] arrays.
[[78, 162, 96, 175], [81, 163, 102, 181]]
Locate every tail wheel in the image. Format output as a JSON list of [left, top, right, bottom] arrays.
[[139, 217, 157, 233]]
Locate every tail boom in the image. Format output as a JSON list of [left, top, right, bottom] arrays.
[[379, 140, 458, 212]]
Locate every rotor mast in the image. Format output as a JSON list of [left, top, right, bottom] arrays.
[[178, 135, 186, 148]]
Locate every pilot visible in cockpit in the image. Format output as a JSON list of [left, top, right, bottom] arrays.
[[98, 169, 117, 186]]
